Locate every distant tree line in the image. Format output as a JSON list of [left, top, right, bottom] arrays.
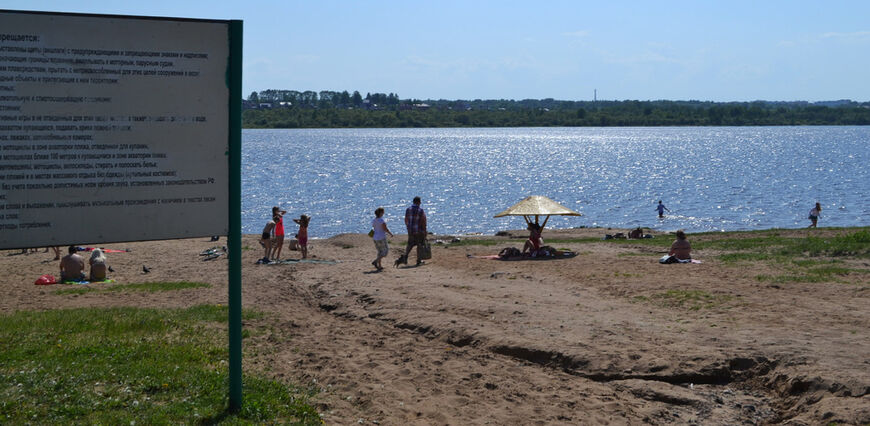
[[242, 90, 870, 128]]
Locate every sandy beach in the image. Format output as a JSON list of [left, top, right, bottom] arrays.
[[2, 227, 868, 425]]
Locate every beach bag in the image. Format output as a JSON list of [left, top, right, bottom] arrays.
[[498, 247, 521, 258], [34, 274, 56, 285], [660, 255, 691, 264], [538, 246, 557, 257], [419, 239, 432, 260]]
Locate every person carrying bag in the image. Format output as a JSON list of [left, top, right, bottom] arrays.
[[401, 196, 429, 266]]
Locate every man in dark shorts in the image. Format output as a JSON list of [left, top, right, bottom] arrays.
[[260, 216, 276, 264], [59, 245, 85, 281], [402, 196, 427, 266]]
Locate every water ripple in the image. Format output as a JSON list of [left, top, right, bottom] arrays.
[[242, 127, 870, 238]]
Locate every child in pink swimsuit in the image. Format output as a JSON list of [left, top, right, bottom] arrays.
[[293, 215, 310, 259]]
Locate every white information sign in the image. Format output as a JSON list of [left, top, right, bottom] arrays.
[[0, 11, 230, 248]]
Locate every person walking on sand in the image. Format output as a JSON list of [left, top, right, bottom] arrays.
[[271, 206, 287, 260], [371, 207, 393, 271], [293, 215, 310, 259], [59, 245, 85, 281], [260, 215, 277, 264], [656, 200, 671, 219], [402, 196, 428, 266], [808, 202, 822, 228]]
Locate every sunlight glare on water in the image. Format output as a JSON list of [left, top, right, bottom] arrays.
[[242, 127, 870, 238]]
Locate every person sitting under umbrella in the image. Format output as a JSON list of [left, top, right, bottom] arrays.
[[495, 195, 582, 257], [522, 222, 544, 255]]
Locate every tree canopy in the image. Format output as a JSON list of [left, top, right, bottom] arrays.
[[242, 90, 870, 128]]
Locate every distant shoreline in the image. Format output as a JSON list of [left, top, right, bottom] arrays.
[[242, 98, 870, 129]]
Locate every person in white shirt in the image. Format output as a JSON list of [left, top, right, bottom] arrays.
[[371, 207, 393, 271], [808, 202, 821, 228]]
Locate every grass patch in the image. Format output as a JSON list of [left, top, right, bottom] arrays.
[[696, 234, 792, 252], [755, 263, 865, 284], [635, 290, 735, 311], [756, 274, 833, 284], [700, 228, 870, 258], [780, 230, 870, 257], [807, 265, 853, 276], [718, 252, 772, 263], [618, 252, 656, 257], [0, 306, 319, 424], [54, 281, 210, 296], [710, 229, 870, 281], [791, 258, 842, 267]]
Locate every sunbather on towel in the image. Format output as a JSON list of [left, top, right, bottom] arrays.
[[668, 230, 692, 261]]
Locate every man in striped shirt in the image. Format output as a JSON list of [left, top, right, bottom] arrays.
[[403, 196, 427, 266]]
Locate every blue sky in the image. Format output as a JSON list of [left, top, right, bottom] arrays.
[[3, 1, 869, 102]]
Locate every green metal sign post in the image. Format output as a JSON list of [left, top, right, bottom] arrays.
[[227, 19, 244, 412]]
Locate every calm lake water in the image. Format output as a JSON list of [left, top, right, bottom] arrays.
[[242, 127, 870, 238]]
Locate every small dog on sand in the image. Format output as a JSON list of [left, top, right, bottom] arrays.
[[394, 255, 406, 268]]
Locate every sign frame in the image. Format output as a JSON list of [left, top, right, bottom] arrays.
[[0, 9, 244, 412]]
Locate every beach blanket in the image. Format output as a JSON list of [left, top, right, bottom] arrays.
[[257, 258, 339, 265], [467, 251, 577, 261], [61, 279, 115, 285], [78, 247, 130, 253], [659, 255, 702, 264], [467, 254, 502, 260], [34, 274, 113, 285]]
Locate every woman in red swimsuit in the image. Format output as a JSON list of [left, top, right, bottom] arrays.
[[271, 206, 286, 260]]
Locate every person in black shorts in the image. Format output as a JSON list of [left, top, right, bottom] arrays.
[[260, 216, 277, 263]]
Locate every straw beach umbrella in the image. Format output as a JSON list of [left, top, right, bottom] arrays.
[[493, 195, 582, 231]]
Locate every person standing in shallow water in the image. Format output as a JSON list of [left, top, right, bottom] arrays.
[[656, 200, 670, 219], [808, 202, 822, 228]]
